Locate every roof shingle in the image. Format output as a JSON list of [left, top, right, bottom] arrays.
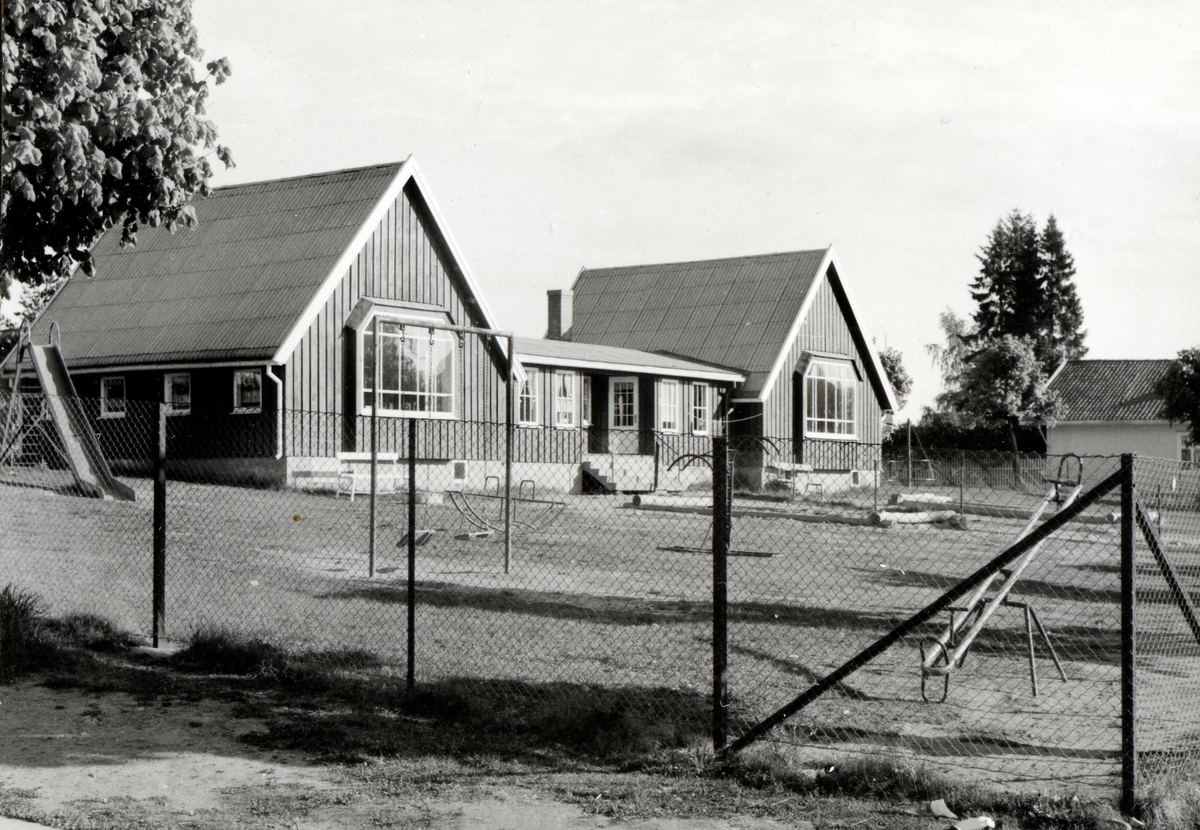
[[28, 162, 404, 368], [568, 250, 829, 397], [1049, 359, 1173, 421]]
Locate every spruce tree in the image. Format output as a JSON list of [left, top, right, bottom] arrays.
[[1036, 215, 1087, 367], [970, 211, 1042, 344]]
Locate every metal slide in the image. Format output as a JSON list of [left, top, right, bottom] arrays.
[[28, 343, 136, 501]]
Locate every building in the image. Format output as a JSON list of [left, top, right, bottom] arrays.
[[1046, 359, 1196, 464], [4, 158, 743, 493], [551, 249, 898, 489]]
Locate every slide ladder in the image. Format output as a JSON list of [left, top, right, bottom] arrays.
[[24, 337, 135, 501]]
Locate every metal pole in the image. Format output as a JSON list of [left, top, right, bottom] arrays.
[[1120, 453, 1138, 817], [960, 453, 965, 515], [503, 334, 514, 574], [369, 324, 379, 578], [712, 435, 731, 752], [906, 419, 913, 489], [407, 416, 417, 693], [152, 403, 167, 648]]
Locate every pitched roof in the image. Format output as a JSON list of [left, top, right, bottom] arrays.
[[24, 160, 483, 369], [567, 248, 896, 408], [514, 337, 745, 383], [1048, 359, 1174, 421]]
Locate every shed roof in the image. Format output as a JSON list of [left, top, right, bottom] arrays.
[[1048, 359, 1174, 421], [514, 337, 745, 383], [21, 159, 501, 371]]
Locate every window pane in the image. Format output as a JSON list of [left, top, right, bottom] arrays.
[[237, 372, 262, 409]]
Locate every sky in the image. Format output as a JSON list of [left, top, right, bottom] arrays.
[[52, 1, 1200, 417]]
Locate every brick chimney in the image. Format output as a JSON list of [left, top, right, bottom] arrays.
[[547, 289, 572, 340]]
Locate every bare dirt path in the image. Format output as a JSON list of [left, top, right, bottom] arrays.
[[0, 679, 818, 830]]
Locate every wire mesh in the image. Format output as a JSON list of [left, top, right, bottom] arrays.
[[3, 392, 1198, 805], [1131, 455, 1200, 797], [724, 438, 1127, 797]]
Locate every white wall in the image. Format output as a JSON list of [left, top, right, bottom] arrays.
[[1047, 422, 1186, 461]]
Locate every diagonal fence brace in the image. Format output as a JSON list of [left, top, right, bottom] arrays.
[[719, 468, 1123, 760], [1136, 502, 1200, 646]]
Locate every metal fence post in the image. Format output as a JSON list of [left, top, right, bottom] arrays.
[[1120, 452, 1138, 816], [369, 323, 380, 578], [407, 416, 417, 693], [712, 435, 731, 752], [152, 403, 167, 648], [504, 334, 514, 574]]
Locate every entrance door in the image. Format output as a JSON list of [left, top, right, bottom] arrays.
[[609, 377, 639, 455]]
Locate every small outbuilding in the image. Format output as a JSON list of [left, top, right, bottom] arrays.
[[1046, 359, 1196, 463]]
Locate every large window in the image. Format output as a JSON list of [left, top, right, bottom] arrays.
[[100, 376, 125, 418], [234, 370, 263, 414], [518, 367, 539, 425], [805, 360, 856, 437], [691, 383, 711, 435], [658, 379, 680, 432], [554, 372, 576, 428], [164, 373, 191, 415], [611, 378, 637, 428], [363, 318, 456, 417]]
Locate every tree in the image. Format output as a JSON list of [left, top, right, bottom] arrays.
[[970, 210, 1087, 371], [1156, 348, 1200, 445], [1036, 215, 1086, 367], [2, 0, 233, 297], [877, 346, 911, 410], [939, 335, 1062, 451]]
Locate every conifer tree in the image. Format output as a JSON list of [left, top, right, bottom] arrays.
[[1036, 215, 1087, 367]]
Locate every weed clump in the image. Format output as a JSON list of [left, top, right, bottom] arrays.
[[1, 583, 52, 682], [174, 628, 286, 676]]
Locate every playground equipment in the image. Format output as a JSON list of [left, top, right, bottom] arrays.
[[919, 455, 1083, 701], [0, 324, 135, 501], [447, 476, 566, 537]]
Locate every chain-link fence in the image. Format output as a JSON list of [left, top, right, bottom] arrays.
[[2, 392, 1198, 811]]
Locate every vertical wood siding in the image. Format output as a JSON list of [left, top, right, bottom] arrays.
[[283, 183, 506, 457], [761, 270, 884, 449]]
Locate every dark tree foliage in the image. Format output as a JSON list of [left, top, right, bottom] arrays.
[[1, 0, 233, 296], [970, 210, 1087, 371], [877, 346, 911, 410], [1156, 348, 1200, 445], [1036, 215, 1086, 368]]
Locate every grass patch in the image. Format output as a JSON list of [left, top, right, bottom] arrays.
[[1, 583, 53, 682]]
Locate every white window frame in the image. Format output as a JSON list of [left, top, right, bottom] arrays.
[[805, 359, 857, 439], [518, 367, 540, 426], [554, 371, 576, 429], [658, 379, 680, 433], [361, 315, 457, 420], [611, 377, 638, 429], [581, 376, 592, 428], [164, 372, 191, 416], [100, 376, 126, 419], [1182, 433, 1198, 465], [233, 369, 263, 414], [691, 383, 711, 435]]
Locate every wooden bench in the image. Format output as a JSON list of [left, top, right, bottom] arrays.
[[336, 451, 400, 501]]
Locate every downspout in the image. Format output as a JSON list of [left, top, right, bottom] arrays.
[[265, 364, 283, 460]]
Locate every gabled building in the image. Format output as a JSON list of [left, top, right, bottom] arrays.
[[1046, 359, 1196, 464], [551, 248, 898, 488], [5, 158, 744, 492]]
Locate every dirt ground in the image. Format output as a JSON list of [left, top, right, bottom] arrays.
[[0, 676, 897, 830]]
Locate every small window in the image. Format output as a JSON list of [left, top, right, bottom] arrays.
[[581, 376, 592, 428], [234, 370, 263, 413], [554, 372, 576, 428], [658, 379, 680, 433], [1182, 434, 1198, 465], [611, 378, 637, 428], [805, 360, 857, 438], [691, 383, 711, 435], [518, 368, 539, 425], [164, 373, 191, 415], [100, 376, 126, 418]]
